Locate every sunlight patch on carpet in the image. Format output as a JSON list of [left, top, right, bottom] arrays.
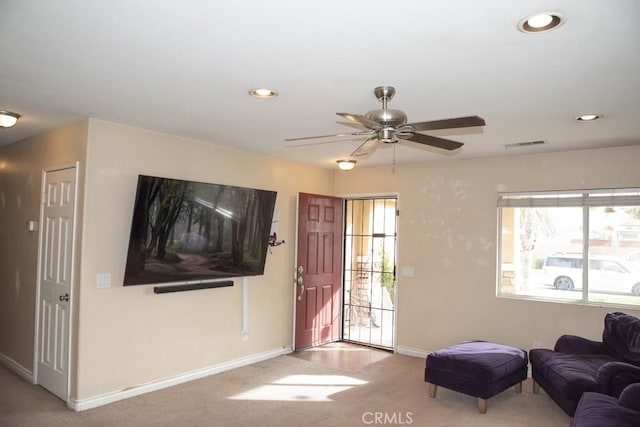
[[228, 374, 367, 402]]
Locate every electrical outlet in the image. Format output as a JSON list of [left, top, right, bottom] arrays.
[[533, 340, 542, 349]]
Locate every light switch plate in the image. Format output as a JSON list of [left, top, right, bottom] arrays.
[[401, 266, 415, 277], [97, 273, 111, 288]]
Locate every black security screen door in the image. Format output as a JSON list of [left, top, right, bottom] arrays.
[[342, 197, 397, 349]]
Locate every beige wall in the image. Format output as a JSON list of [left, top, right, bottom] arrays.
[[76, 119, 334, 399], [2, 117, 639, 405], [335, 145, 640, 353], [0, 120, 88, 372]]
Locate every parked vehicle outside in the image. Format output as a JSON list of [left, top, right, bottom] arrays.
[[543, 253, 640, 295], [624, 251, 640, 271]]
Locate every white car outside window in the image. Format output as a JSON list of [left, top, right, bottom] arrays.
[[543, 254, 640, 295]]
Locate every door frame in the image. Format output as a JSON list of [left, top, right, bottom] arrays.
[[292, 194, 301, 349], [292, 192, 400, 350], [32, 162, 80, 403]]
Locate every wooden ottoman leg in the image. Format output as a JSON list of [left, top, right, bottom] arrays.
[[478, 398, 487, 414], [532, 380, 540, 394], [515, 382, 522, 394], [428, 383, 438, 398]]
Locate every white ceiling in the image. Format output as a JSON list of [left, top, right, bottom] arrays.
[[1, 0, 639, 169]]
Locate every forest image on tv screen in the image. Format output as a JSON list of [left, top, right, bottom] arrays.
[[123, 175, 277, 285]]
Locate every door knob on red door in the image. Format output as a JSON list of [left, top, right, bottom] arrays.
[[297, 276, 305, 301]]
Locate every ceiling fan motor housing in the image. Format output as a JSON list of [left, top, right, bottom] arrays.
[[365, 109, 408, 128], [365, 109, 408, 143], [367, 86, 408, 142]]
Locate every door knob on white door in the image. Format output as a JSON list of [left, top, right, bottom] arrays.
[[59, 293, 69, 302]]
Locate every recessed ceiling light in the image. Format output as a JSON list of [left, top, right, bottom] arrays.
[[575, 114, 602, 122], [518, 12, 565, 33], [249, 88, 278, 99], [336, 160, 356, 170], [0, 110, 20, 128]]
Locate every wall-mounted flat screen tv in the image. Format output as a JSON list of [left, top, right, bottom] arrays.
[[123, 175, 277, 286]]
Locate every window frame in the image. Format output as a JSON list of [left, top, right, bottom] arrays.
[[497, 188, 640, 308]]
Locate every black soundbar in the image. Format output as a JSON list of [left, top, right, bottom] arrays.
[[153, 280, 234, 294]]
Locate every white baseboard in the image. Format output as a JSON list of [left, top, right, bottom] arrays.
[[0, 352, 33, 383], [395, 345, 430, 358], [69, 346, 291, 412]]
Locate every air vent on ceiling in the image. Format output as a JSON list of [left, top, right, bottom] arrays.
[[504, 140, 546, 149]]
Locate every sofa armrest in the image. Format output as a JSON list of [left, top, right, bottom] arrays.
[[554, 335, 608, 354], [596, 361, 640, 397], [618, 383, 640, 411]]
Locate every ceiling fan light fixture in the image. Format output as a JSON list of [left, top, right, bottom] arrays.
[[249, 88, 278, 99], [336, 160, 356, 171], [0, 110, 20, 128], [518, 12, 565, 33], [575, 114, 602, 122]]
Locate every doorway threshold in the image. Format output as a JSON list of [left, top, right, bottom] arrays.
[[290, 342, 391, 372]]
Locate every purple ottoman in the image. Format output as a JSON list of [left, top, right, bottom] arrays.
[[424, 340, 528, 413]]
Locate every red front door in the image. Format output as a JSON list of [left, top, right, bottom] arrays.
[[294, 193, 343, 350]]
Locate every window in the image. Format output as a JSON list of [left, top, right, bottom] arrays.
[[497, 189, 640, 308]]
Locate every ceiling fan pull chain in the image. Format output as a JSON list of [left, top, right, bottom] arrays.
[[392, 144, 396, 173]]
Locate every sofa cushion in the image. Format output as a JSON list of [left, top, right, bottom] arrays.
[[618, 383, 640, 411], [529, 349, 616, 401], [602, 312, 640, 366], [571, 392, 640, 427]]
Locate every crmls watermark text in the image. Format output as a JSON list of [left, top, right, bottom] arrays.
[[361, 412, 414, 425]]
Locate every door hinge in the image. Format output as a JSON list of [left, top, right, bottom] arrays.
[[396, 209, 400, 216]]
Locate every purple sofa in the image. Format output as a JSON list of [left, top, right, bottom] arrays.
[[529, 312, 640, 417], [571, 383, 640, 427]]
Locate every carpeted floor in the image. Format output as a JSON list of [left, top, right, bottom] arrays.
[[0, 343, 568, 427]]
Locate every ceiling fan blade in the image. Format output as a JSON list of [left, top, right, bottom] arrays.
[[285, 131, 373, 142], [351, 137, 379, 157], [336, 113, 381, 129], [403, 132, 464, 151], [286, 139, 350, 148], [406, 115, 486, 132]]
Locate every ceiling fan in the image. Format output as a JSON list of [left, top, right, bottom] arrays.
[[285, 86, 485, 157]]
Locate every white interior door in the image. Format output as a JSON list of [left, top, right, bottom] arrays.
[[36, 166, 77, 401]]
